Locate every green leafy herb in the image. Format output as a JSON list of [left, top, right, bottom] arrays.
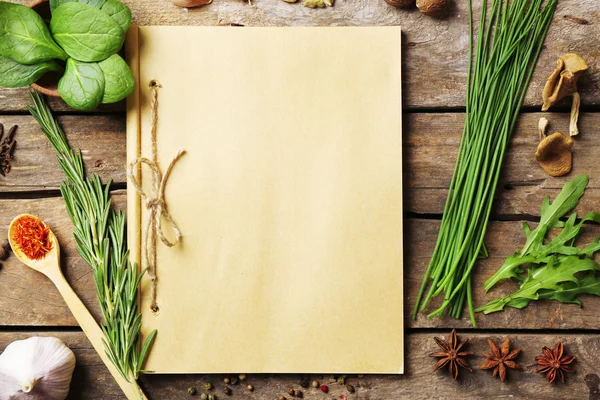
[[28, 90, 156, 387], [484, 175, 591, 291], [477, 175, 600, 315], [413, 0, 558, 326], [50, 2, 124, 62], [58, 58, 105, 111], [49, 0, 107, 13], [0, 2, 67, 64], [98, 54, 134, 103], [0, 56, 62, 88], [100, 0, 132, 33]]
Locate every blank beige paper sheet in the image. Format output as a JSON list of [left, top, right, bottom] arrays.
[[126, 26, 403, 374]]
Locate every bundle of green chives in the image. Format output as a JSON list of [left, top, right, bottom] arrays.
[[413, 0, 558, 326]]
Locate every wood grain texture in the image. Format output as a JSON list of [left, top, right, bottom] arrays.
[[3, 112, 600, 218], [1, 331, 599, 399], [1, 194, 599, 329], [1, 0, 598, 111]]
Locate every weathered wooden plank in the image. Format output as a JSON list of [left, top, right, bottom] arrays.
[[1, 0, 598, 112], [0, 331, 598, 399], [0, 193, 598, 329], [2, 111, 599, 218]]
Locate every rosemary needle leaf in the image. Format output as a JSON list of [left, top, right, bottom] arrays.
[[28, 90, 153, 382]]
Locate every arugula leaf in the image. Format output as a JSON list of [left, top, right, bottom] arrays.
[[58, 58, 105, 110], [0, 2, 67, 64], [542, 272, 600, 305], [484, 175, 589, 291], [476, 256, 600, 314], [50, 2, 124, 62], [98, 54, 134, 103], [0, 56, 62, 88]]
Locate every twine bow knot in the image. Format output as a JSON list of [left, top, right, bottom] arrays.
[[127, 82, 185, 312]]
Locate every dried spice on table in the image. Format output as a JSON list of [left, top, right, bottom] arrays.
[[0, 123, 18, 177], [477, 175, 600, 315], [535, 131, 573, 177], [480, 338, 521, 382], [429, 329, 473, 380], [11, 215, 53, 261], [536, 342, 576, 384]]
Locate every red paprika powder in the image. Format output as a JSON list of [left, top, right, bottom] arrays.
[[12, 216, 53, 260]]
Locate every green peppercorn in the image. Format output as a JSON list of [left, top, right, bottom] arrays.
[[223, 377, 230, 384], [200, 394, 208, 400], [337, 376, 346, 385], [188, 387, 197, 395], [239, 374, 247, 381], [208, 394, 216, 400]]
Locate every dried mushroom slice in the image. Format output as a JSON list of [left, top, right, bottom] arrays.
[[535, 132, 573, 177]]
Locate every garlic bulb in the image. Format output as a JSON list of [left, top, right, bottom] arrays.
[[0, 337, 76, 400]]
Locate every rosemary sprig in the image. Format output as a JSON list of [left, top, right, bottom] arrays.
[[28, 90, 156, 382]]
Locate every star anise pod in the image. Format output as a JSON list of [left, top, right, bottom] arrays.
[[536, 342, 576, 384], [480, 338, 521, 382], [429, 329, 473, 380]]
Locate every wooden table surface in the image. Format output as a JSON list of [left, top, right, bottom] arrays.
[[1, 0, 599, 399]]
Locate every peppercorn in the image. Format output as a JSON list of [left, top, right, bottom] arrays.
[[293, 389, 303, 398], [188, 387, 197, 395], [230, 376, 239, 385], [223, 377, 230, 384], [239, 373, 247, 381], [200, 394, 208, 400], [299, 376, 309, 388], [247, 385, 254, 392], [287, 388, 295, 396], [0, 240, 10, 261], [279, 396, 287, 400], [208, 395, 216, 400], [346, 384, 355, 393], [311, 380, 319, 388], [223, 387, 232, 396], [204, 383, 213, 390], [320, 385, 328, 393], [337, 376, 346, 385]]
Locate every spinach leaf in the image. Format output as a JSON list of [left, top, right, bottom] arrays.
[[0, 55, 62, 88], [0, 2, 67, 64], [58, 58, 105, 110], [49, 0, 107, 13], [100, 0, 131, 33], [98, 54, 134, 103], [49, 0, 130, 33], [50, 2, 124, 62]]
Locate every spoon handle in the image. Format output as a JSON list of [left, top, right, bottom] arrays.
[[48, 269, 149, 400]]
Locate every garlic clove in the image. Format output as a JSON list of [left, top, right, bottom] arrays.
[[0, 337, 76, 400]]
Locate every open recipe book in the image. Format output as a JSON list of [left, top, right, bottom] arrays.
[[125, 26, 404, 374]]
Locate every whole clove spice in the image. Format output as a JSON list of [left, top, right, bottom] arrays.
[[0, 124, 17, 177]]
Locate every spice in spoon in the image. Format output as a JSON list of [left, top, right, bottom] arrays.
[[12, 216, 53, 260]]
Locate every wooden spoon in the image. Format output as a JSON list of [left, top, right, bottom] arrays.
[[8, 214, 148, 400]]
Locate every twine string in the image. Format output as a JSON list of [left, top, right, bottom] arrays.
[[127, 82, 185, 312]]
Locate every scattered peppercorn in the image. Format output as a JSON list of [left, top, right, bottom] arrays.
[[287, 388, 295, 396], [188, 387, 197, 395], [222, 387, 232, 396], [293, 389, 303, 398], [230, 376, 239, 385], [247, 384, 254, 392], [207, 395, 216, 400], [279, 396, 287, 400], [337, 376, 346, 385], [346, 384, 355, 393], [299, 375, 309, 388], [311, 380, 319, 388], [200, 394, 208, 400], [204, 383, 213, 391], [0, 239, 10, 261], [239, 374, 247, 381], [223, 377, 230, 384], [320, 385, 328, 393]]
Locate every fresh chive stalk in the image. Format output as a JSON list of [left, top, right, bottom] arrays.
[[413, 0, 558, 326], [28, 91, 156, 383]]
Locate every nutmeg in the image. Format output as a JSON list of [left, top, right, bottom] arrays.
[[384, 0, 415, 8], [416, 0, 449, 15]]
